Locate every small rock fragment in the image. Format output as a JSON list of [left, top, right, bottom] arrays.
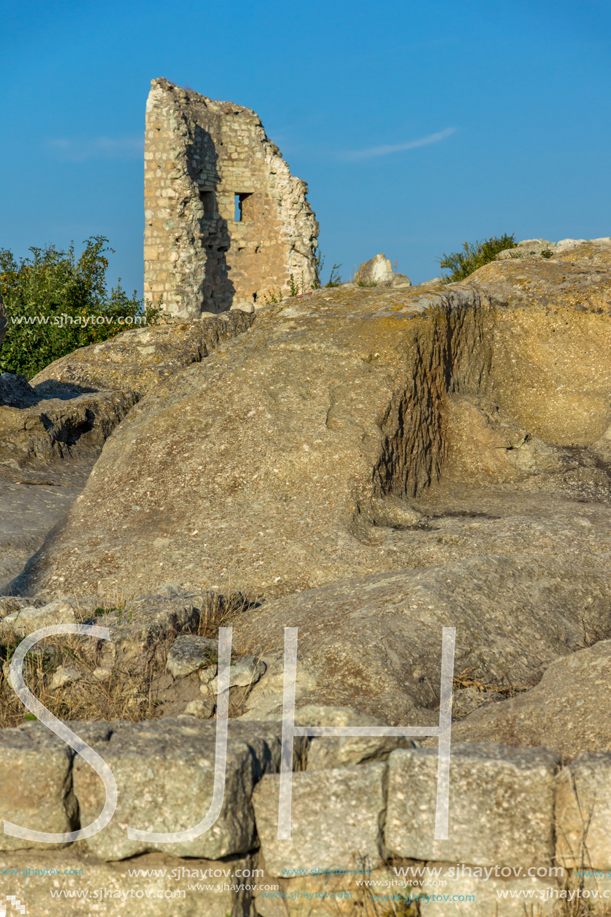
[[183, 698, 216, 719], [50, 666, 82, 690]]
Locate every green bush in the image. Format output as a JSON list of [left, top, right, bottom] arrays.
[[0, 236, 159, 379], [438, 233, 517, 283]]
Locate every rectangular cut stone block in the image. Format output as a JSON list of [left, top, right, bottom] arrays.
[[73, 719, 281, 861], [252, 762, 388, 877], [418, 866, 558, 917], [556, 752, 611, 869], [254, 861, 412, 917], [0, 724, 75, 851], [0, 722, 111, 851], [0, 850, 255, 915], [385, 743, 559, 866]]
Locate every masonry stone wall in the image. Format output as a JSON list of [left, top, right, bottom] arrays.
[[3, 719, 611, 915], [144, 78, 319, 318]]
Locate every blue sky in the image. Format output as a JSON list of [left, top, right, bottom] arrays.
[[1, 0, 610, 293]]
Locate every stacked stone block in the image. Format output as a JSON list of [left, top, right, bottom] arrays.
[[6, 725, 605, 915]]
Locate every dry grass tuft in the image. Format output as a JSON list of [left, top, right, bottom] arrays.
[[0, 630, 172, 728], [0, 586, 263, 728]]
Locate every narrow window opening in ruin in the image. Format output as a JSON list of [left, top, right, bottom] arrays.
[[253, 292, 258, 302], [200, 190, 215, 215], [235, 192, 253, 222]]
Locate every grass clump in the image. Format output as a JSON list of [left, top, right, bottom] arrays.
[[0, 236, 160, 378], [438, 233, 516, 283]]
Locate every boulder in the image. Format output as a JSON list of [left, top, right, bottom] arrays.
[[166, 634, 218, 678], [495, 238, 556, 260], [205, 655, 266, 694], [231, 301, 256, 313], [448, 641, 611, 760], [0, 387, 137, 470], [0, 724, 77, 851], [353, 254, 411, 286], [16, 256, 611, 605], [354, 253, 394, 284], [50, 665, 83, 690], [296, 704, 414, 770], [182, 697, 216, 718], [0, 372, 38, 407], [99, 589, 247, 667], [1, 599, 77, 638]]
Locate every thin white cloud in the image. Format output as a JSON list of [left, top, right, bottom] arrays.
[[47, 135, 144, 163], [340, 127, 456, 161]]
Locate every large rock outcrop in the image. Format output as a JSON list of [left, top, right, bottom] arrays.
[[0, 312, 255, 593], [31, 310, 254, 397], [232, 548, 611, 725], [18, 245, 611, 603], [447, 640, 611, 759]]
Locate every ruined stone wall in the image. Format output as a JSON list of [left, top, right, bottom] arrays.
[[144, 78, 319, 318]]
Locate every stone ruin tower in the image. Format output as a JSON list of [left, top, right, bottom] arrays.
[[144, 78, 320, 318]]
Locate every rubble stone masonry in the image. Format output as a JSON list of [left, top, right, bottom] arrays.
[[144, 78, 319, 318]]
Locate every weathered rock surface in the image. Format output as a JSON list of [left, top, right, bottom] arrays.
[[495, 236, 611, 264], [0, 468, 92, 593], [253, 762, 388, 876], [0, 312, 255, 595], [0, 383, 137, 469], [0, 724, 76, 851], [230, 550, 611, 725], [385, 744, 559, 866], [73, 718, 282, 860], [495, 237, 557, 259], [448, 641, 611, 759], [1, 598, 77, 638], [17, 254, 611, 608], [31, 310, 254, 396], [205, 655, 266, 695], [0, 372, 39, 406], [88, 589, 247, 675], [10, 252, 611, 741], [166, 634, 218, 678]]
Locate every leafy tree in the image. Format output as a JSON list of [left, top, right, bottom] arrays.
[[0, 237, 159, 378], [438, 234, 517, 283]]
